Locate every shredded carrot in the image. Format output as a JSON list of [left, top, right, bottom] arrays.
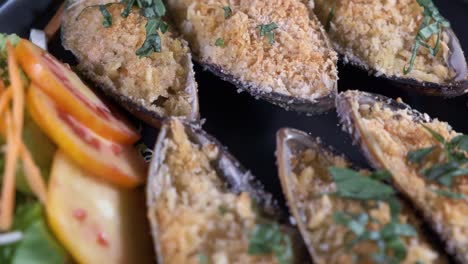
[[0, 88, 12, 117], [0, 78, 5, 92], [6, 42, 24, 139], [0, 89, 46, 205], [0, 112, 46, 202], [0, 113, 18, 230], [0, 42, 26, 230]]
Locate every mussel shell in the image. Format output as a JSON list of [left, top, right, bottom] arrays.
[[203, 63, 336, 114], [335, 90, 466, 262], [276, 128, 320, 260], [337, 28, 467, 97], [62, 1, 200, 128], [146, 119, 312, 263]]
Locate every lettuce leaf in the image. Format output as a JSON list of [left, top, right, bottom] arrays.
[[0, 33, 21, 84], [0, 203, 69, 264]]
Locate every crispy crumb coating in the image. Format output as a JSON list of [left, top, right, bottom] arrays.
[[166, 0, 338, 101], [308, 0, 460, 84]]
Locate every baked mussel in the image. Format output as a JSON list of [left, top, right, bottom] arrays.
[[62, 0, 199, 127], [276, 127, 449, 263], [164, 0, 338, 113], [336, 90, 468, 262], [308, 0, 467, 97], [146, 118, 308, 263]]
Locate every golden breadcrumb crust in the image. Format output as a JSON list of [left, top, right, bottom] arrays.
[[309, 0, 456, 84], [63, 3, 196, 118], [151, 120, 277, 264], [166, 0, 338, 100], [285, 146, 444, 263], [342, 90, 468, 262]]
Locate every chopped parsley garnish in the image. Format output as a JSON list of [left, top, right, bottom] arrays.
[[328, 167, 418, 262], [257, 23, 279, 45], [406, 126, 467, 198], [99, 5, 113, 28], [328, 167, 395, 201], [248, 222, 292, 264], [87, 0, 169, 57], [403, 0, 450, 74], [217, 205, 228, 215], [325, 0, 337, 32], [223, 6, 232, 18], [431, 188, 467, 200], [198, 252, 209, 264], [215, 38, 225, 47]]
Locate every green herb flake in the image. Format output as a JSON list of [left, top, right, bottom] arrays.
[[198, 252, 209, 264], [218, 205, 228, 215], [404, 0, 450, 74], [432, 188, 466, 200], [407, 146, 435, 164], [248, 223, 293, 264], [406, 126, 468, 189], [223, 6, 232, 18], [328, 167, 395, 201], [120, 0, 135, 18], [257, 23, 279, 45], [215, 38, 225, 47], [99, 5, 113, 28], [325, 0, 337, 32], [117, 0, 169, 56]]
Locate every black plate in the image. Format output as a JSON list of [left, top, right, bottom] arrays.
[[1, 0, 467, 209]]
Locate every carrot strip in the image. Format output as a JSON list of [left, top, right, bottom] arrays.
[[19, 143, 47, 203], [6, 42, 24, 137], [0, 114, 18, 230], [0, 89, 12, 117], [0, 86, 46, 202], [0, 78, 5, 92], [0, 113, 46, 202], [44, 2, 65, 41]]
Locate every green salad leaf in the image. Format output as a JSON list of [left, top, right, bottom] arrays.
[[0, 33, 21, 84], [0, 203, 69, 264]]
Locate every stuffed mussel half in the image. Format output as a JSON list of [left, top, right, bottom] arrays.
[[337, 90, 468, 262], [62, 0, 199, 127], [164, 0, 338, 113], [307, 0, 467, 96], [146, 118, 308, 263], [276, 128, 449, 263]]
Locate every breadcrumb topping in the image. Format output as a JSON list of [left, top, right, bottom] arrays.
[[166, 0, 338, 101], [285, 146, 443, 263], [310, 0, 458, 84], [63, 2, 196, 118]]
